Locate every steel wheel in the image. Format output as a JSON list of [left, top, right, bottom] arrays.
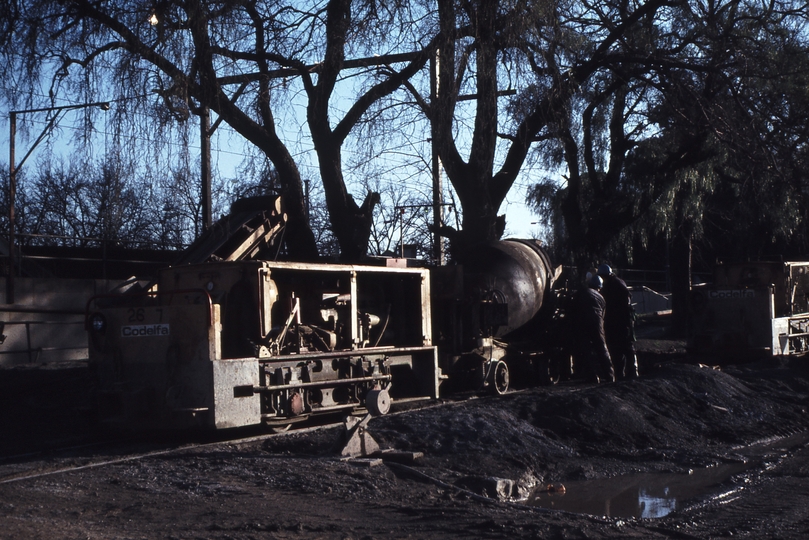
[[490, 360, 510, 395], [366, 388, 391, 416]]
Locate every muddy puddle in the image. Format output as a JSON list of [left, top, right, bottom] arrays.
[[529, 433, 809, 519]]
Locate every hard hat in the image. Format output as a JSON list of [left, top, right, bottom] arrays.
[[588, 274, 603, 289], [597, 264, 612, 277]]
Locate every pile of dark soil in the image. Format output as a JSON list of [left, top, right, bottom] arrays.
[[3, 348, 809, 538], [264, 357, 809, 494]]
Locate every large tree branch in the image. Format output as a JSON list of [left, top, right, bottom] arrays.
[[333, 43, 436, 145]]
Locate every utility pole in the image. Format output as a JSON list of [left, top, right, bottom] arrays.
[[430, 50, 446, 266], [7, 101, 110, 304], [200, 106, 212, 231], [8, 112, 16, 304]]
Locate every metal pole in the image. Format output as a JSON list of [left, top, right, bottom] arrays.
[[430, 50, 445, 266], [6, 101, 110, 305], [200, 106, 212, 232], [431, 139, 444, 265], [8, 112, 16, 304]]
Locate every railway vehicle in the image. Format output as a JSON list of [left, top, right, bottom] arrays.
[[86, 196, 569, 431], [689, 260, 809, 357]]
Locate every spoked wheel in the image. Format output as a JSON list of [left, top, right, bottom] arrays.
[[488, 360, 510, 395], [538, 353, 572, 386], [545, 356, 562, 386], [556, 351, 574, 381]]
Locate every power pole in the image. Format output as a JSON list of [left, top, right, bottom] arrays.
[[200, 106, 212, 232], [8, 112, 17, 304], [7, 101, 110, 304], [430, 50, 446, 266]]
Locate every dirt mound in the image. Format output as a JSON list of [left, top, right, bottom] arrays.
[[5, 354, 809, 538], [527, 362, 805, 451], [259, 357, 809, 501], [367, 361, 809, 485]]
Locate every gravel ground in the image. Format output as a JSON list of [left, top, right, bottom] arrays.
[[2, 340, 809, 539]]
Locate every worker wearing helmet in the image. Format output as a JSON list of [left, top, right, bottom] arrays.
[[571, 272, 615, 384], [597, 264, 639, 379]]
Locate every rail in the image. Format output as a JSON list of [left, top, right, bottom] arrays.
[[0, 315, 86, 364], [3, 233, 181, 282]]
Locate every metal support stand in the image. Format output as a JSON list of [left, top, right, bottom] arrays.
[[340, 412, 381, 458]]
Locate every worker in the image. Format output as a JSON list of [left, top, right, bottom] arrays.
[[597, 264, 639, 379], [572, 273, 615, 384]]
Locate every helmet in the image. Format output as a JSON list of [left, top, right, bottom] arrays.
[[588, 274, 603, 290], [597, 264, 612, 277]]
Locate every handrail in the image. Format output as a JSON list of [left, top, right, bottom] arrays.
[[0, 306, 85, 315], [0, 319, 85, 363]]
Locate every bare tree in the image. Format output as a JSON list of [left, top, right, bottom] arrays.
[[364, 176, 435, 260], [505, 0, 807, 260], [1, 0, 439, 260], [19, 156, 154, 248], [522, 0, 809, 334], [395, 0, 682, 261]]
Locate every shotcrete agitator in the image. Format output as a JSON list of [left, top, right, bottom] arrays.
[[86, 197, 567, 431]]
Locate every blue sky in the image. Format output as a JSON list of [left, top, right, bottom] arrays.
[[0, 98, 546, 245]]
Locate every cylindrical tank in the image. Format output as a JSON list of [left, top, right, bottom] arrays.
[[461, 239, 554, 337]]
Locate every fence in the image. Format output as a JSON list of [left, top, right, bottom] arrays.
[[0, 276, 125, 367], [0, 309, 86, 364], [562, 267, 711, 294]]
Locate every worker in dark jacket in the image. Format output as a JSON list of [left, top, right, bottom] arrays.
[[572, 274, 615, 384], [597, 264, 639, 379]]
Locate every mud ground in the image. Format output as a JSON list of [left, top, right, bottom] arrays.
[[2, 337, 809, 539]]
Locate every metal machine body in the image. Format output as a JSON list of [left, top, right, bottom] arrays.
[[431, 239, 568, 393], [87, 259, 440, 430], [85, 196, 572, 431], [690, 260, 809, 356], [87, 196, 440, 430]]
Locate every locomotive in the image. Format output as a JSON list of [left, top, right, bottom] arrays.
[[86, 196, 569, 431]]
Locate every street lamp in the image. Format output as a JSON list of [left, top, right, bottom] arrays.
[[7, 100, 110, 304]]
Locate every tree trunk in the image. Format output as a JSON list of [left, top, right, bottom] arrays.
[[274, 156, 320, 261], [670, 225, 693, 339]]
